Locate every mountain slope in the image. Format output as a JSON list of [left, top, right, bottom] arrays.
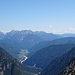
[[0, 43, 20, 58], [62, 33, 75, 37], [35, 31, 62, 41], [0, 46, 41, 75], [40, 47, 75, 75], [0, 47, 25, 75], [28, 37, 75, 57], [0, 32, 4, 40], [23, 44, 75, 69]]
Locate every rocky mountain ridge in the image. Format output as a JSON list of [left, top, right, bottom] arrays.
[[59, 57, 75, 75]]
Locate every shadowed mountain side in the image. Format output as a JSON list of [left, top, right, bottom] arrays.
[[23, 44, 75, 69], [59, 57, 75, 75], [40, 47, 75, 75]]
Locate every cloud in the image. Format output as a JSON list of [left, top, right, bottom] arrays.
[[63, 27, 75, 34], [68, 27, 75, 32], [49, 25, 52, 28], [64, 30, 67, 33]]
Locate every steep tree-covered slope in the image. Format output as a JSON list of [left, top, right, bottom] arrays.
[[0, 43, 20, 58], [40, 47, 75, 75], [23, 44, 75, 69]]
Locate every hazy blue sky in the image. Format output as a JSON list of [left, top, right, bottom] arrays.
[[0, 0, 75, 34]]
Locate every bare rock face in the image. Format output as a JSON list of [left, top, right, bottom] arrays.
[[0, 67, 3, 75], [0, 47, 23, 75], [59, 58, 75, 75]]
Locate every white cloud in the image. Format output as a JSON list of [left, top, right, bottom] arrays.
[[64, 30, 67, 33], [63, 27, 75, 34], [49, 25, 52, 28], [69, 28, 75, 31]]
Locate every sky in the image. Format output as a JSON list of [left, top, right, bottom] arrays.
[[0, 0, 75, 34]]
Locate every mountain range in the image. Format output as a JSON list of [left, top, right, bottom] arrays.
[[0, 30, 62, 59], [1, 30, 75, 75]]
